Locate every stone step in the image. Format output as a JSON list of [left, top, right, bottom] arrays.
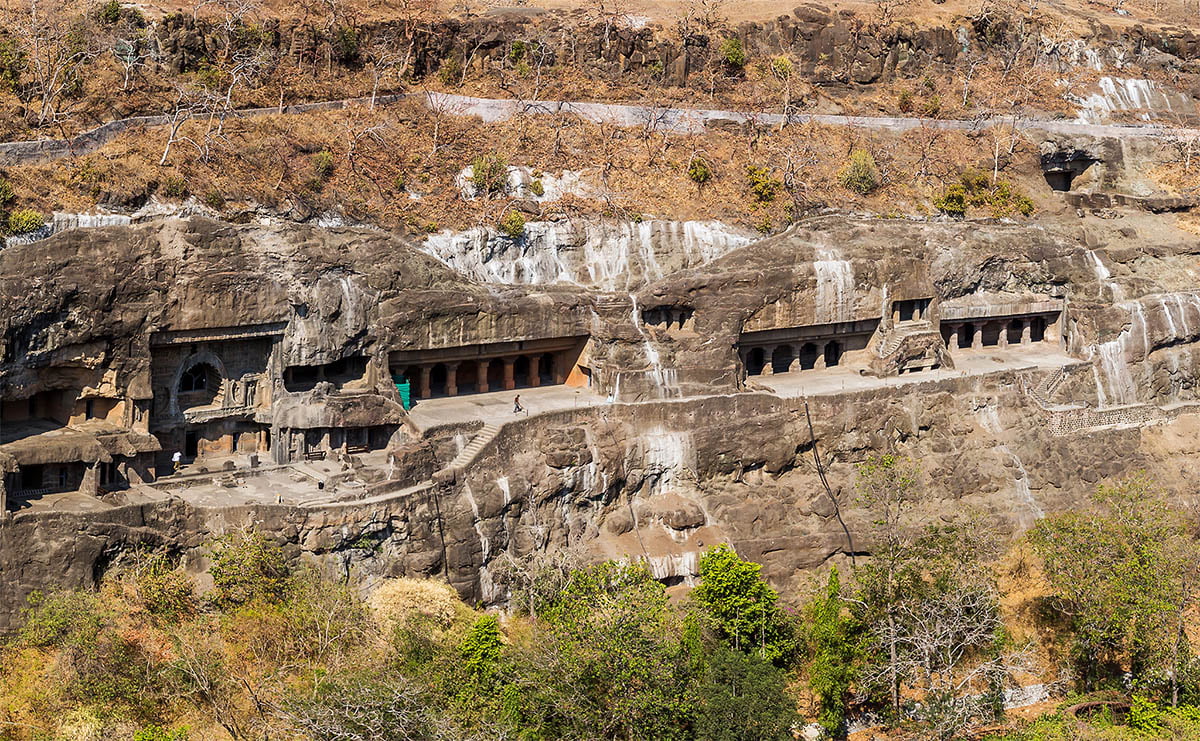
[[446, 423, 503, 470]]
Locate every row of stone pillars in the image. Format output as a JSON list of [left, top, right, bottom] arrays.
[[742, 341, 843, 377], [942, 317, 1047, 351], [402, 353, 562, 399]]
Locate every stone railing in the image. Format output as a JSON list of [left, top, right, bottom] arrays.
[[1046, 403, 1167, 435], [1020, 364, 1200, 435]]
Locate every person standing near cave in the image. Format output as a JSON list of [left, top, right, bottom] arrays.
[[171, 450, 182, 473], [513, 395, 525, 414]]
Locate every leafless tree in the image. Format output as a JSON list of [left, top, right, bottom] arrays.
[[365, 33, 403, 109], [491, 548, 586, 616], [862, 578, 1036, 737], [584, 0, 630, 48], [342, 111, 390, 175], [387, 0, 439, 80], [1159, 114, 1200, 178], [105, 17, 157, 92], [674, 0, 728, 44], [420, 87, 464, 156], [774, 130, 822, 212], [4, 0, 104, 130], [169, 625, 247, 740], [159, 83, 208, 166], [277, 674, 434, 741], [907, 123, 954, 183]]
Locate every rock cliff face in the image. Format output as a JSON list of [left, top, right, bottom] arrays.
[[0, 217, 595, 400], [149, 7, 1200, 92], [3, 209, 1200, 630]]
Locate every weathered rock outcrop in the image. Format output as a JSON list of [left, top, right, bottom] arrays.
[[4, 208, 1200, 632]]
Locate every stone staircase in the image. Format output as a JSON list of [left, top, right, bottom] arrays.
[[445, 422, 503, 473], [298, 422, 507, 507], [1026, 367, 1067, 408], [876, 322, 932, 358]]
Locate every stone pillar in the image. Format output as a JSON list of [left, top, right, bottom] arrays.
[[972, 324, 983, 350], [948, 325, 959, 351], [998, 322, 1009, 348], [913, 302, 922, 322], [418, 365, 431, 398], [446, 363, 459, 396], [815, 345, 826, 370], [1045, 316, 1061, 343], [529, 356, 541, 387], [81, 463, 100, 497], [762, 346, 775, 375], [503, 358, 516, 390], [1021, 320, 1032, 345], [478, 361, 489, 393]]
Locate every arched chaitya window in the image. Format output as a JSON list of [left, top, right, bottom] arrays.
[[180, 364, 212, 392]]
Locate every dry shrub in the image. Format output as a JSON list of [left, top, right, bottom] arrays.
[[368, 578, 463, 635]]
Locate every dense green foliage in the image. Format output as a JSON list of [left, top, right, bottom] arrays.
[[802, 568, 861, 735], [312, 149, 335, 179], [935, 168, 1035, 217], [469, 153, 510, 197], [837, 149, 881, 195], [692, 544, 793, 664], [745, 165, 782, 202], [207, 531, 291, 607], [687, 156, 713, 187], [498, 209, 526, 239], [6, 208, 45, 234], [719, 38, 746, 69], [1030, 477, 1199, 698]]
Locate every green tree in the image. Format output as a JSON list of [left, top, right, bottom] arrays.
[[469, 154, 509, 198], [802, 567, 863, 737], [498, 209, 526, 239], [207, 531, 290, 608], [692, 645, 798, 741], [6, 208, 45, 235], [687, 156, 713, 192], [131, 552, 196, 622], [837, 150, 880, 195], [692, 544, 793, 664], [460, 614, 503, 683], [1029, 477, 1200, 702], [719, 38, 746, 70], [852, 454, 922, 715], [509, 561, 694, 740]]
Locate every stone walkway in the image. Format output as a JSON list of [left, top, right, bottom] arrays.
[[755, 345, 1080, 398], [7, 347, 1085, 517], [405, 384, 607, 432], [1, 91, 1189, 168]]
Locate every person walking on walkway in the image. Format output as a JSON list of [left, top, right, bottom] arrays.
[[171, 450, 182, 473], [513, 395, 525, 414]]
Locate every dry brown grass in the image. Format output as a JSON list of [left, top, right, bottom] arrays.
[[4, 94, 1058, 235]]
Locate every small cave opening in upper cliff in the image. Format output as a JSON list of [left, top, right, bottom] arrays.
[[1040, 149, 1099, 192]]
